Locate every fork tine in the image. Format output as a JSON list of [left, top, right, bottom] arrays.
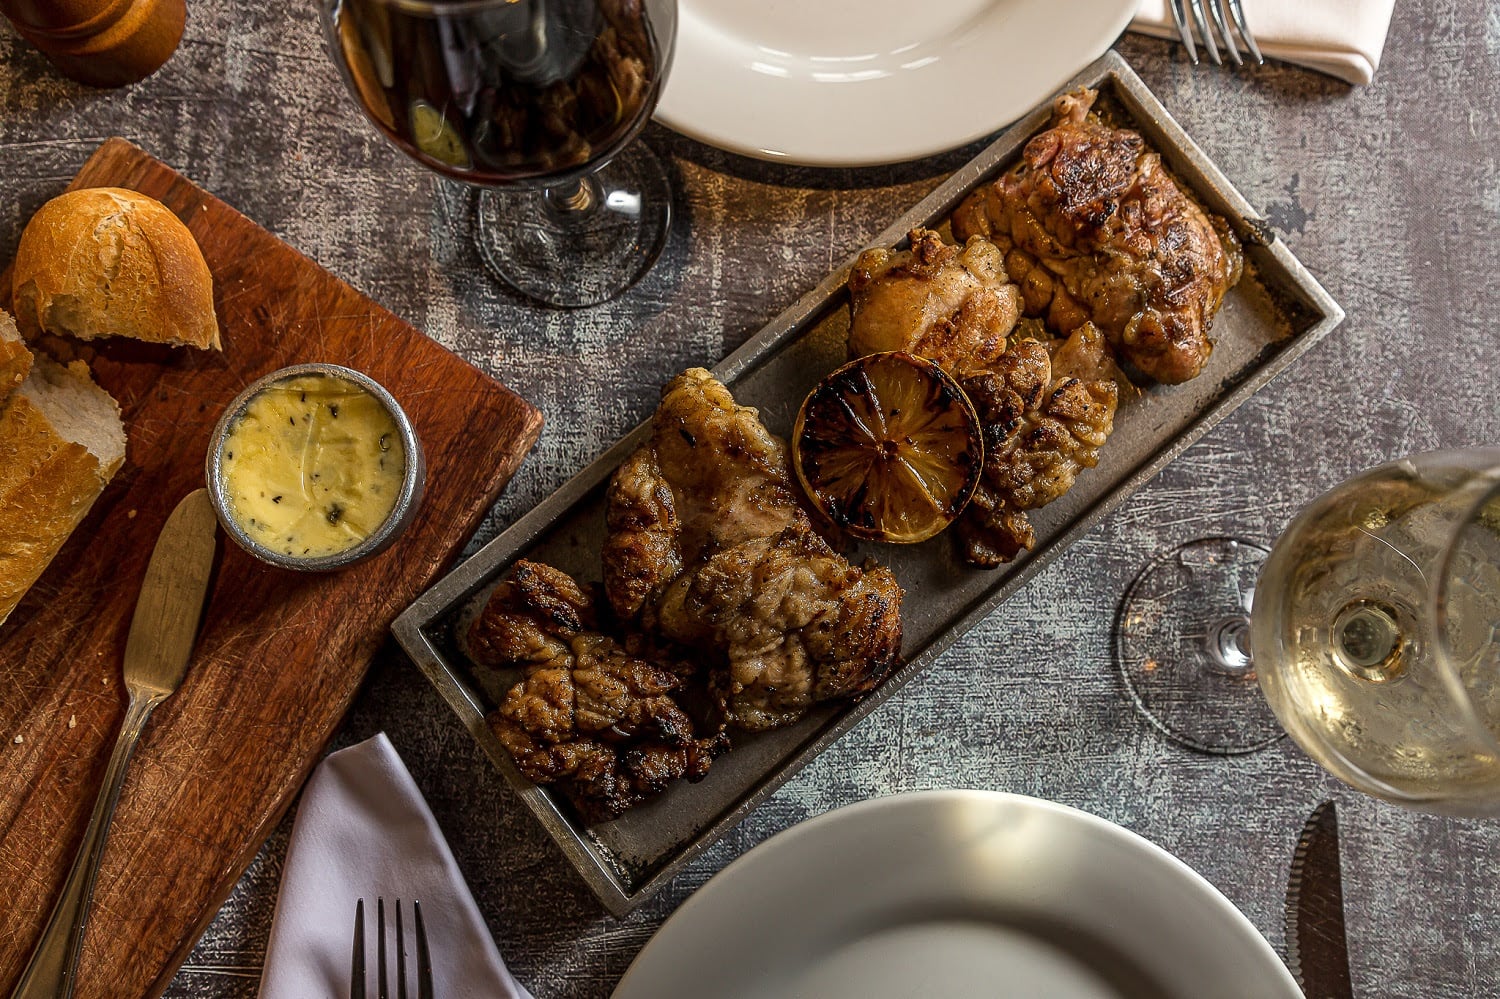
[[351, 899, 366, 999], [1209, 0, 1242, 65], [1225, 0, 1264, 63], [377, 898, 390, 999], [395, 900, 408, 999], [1168, 0, 1198, 63], [414, 901, 434, 999], [1186, 0, 1221, 65]]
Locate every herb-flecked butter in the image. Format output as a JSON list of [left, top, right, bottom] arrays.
[[220, 374, 405, 558]]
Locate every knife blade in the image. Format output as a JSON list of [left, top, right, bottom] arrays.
[[12, 488, 219, 999], [121, 487, 220, 696], [1285, 800, 1354, 999]]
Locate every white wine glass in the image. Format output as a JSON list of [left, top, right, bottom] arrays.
[[321, 0, 677, 307], [1117, 447, 1500, 816]]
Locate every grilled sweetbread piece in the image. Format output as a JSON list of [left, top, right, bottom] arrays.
[[490, 640, 729, 823], [13, 187, 221, 351], [0, 349, 126, 625], [472, 560, 729, 823], [603, 369, 904, 732], [952, 88, 1241, 385], [848, 228, 1022, 380], [466, 558, 597, 668], [955, 326, 1120, 568]]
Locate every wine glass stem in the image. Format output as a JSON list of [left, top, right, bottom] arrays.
[[1208, 615, 1253, 676], [544, 176, 601, 221]]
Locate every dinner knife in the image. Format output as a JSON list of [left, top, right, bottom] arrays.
[[11, 489, 219, 999], [1285, 800, 1355, 999]]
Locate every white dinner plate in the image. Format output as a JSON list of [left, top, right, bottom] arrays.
[[612, 790, 1301, 999], [654, 0, 1139, 166]]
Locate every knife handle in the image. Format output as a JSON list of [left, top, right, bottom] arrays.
[[10, 691, 159, 999]]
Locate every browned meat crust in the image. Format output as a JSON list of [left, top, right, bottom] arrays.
[[955, 327, 1119, 567], [952, 88, 1241, 385], [838, 220, 1122, 568], [603, 369, 904, 732], [467, 560, 594, 667], [472, 560, 728, 823], [848, 228, 1022, 379]]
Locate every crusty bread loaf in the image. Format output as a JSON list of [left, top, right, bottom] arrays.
[[0, 350, 127, 626], [12, 187, 221, 351], [0, 309, 31, 401]]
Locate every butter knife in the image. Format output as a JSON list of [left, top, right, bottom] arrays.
[[1285, 800, 1355, 999], [11, 489, 219, 999]]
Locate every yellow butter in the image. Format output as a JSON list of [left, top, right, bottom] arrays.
[[220, 374, 405, 558]]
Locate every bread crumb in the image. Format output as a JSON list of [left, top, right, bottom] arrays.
[[68, 715, 76, 729], [128, 509, 138, 519], [11, 734, 21, 744]]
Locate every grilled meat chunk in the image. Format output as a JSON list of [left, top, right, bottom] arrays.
[[467, 559, 594, 667], [973, 326, 1119, 511], [956, 326, 1119, 567], [473, 560, 728, 822], [603, 369, 904, 732], [848, 227, 1022, 379], [952, 88, 1241, 384], [839, 224, 1122, 567]]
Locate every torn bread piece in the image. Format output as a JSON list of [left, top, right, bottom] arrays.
[[0, 309, 31, 400], [13, 187, 220, 351], [0, 351, 126, 625]]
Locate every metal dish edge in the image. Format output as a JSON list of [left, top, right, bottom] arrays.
[[393, 49, 1343, 916]]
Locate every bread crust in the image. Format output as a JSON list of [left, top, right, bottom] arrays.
[[0, 442, 110, 625], [0, 353, 125, 627], [12, 187, 220, 351], [0, 317, 30, 401]]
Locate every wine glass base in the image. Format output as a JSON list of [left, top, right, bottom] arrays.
[[1115, 537, 1286, 755], [475, 142, 672, 308]]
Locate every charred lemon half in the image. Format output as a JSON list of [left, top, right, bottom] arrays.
[[793, 351, 983, 544]]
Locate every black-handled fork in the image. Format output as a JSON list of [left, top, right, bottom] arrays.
[[351, 898, 434, 999]]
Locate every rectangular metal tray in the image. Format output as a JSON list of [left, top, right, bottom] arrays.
[[392, 51, 1343, 916]]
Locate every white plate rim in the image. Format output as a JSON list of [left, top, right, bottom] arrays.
[[612, 789, 1302, 998], [655, 0, 1139, 167]]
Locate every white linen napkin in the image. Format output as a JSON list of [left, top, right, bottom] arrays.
[[257, 733, 534, 999], [1130, 0, 1396, 85]]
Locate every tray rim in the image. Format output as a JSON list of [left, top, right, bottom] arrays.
[[393, 49, 1344, 917]]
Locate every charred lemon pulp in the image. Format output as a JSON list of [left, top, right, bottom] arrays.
[[793, 351, 983, 544]]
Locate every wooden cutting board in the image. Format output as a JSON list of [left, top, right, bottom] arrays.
[[0, 139, 543, 998]]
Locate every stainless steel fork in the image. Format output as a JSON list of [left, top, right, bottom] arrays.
[[1169, 0, 1263, 66], [351, 898, 434, 999]]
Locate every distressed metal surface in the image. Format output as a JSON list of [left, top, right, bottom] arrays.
[[0, 2, 1497, 997], [392, 51, 1342, 915]]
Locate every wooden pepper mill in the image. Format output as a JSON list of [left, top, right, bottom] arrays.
[[1, 0, 186, 87]]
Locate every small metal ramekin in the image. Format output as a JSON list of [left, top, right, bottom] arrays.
[[204, 362, 426, 571]]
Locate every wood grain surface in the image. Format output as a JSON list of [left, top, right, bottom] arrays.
[[0, 139, 542, 998]]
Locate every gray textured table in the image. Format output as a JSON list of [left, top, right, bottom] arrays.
[[3, 3, 1497, 997]]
